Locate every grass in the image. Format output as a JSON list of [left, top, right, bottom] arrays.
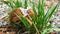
[[4, 0, 60, 34]]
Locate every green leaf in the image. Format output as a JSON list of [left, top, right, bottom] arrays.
[[20, 16, 30, 27], [38, 0, 44, 17], [44, 3, 59, 20], [24, 0, 28, 9]]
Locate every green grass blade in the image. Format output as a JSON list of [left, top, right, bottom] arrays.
[[20, 16, 30, 27], [24, 0, 28, 9], [38, 0, 44, 17], [44, 3, 59, 20], [14, 12, 30, 27]]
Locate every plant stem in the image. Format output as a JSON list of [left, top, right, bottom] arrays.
[[26, 17, 40, 34], [14, 12, 40, 34], [33, 23, 40, 34]]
